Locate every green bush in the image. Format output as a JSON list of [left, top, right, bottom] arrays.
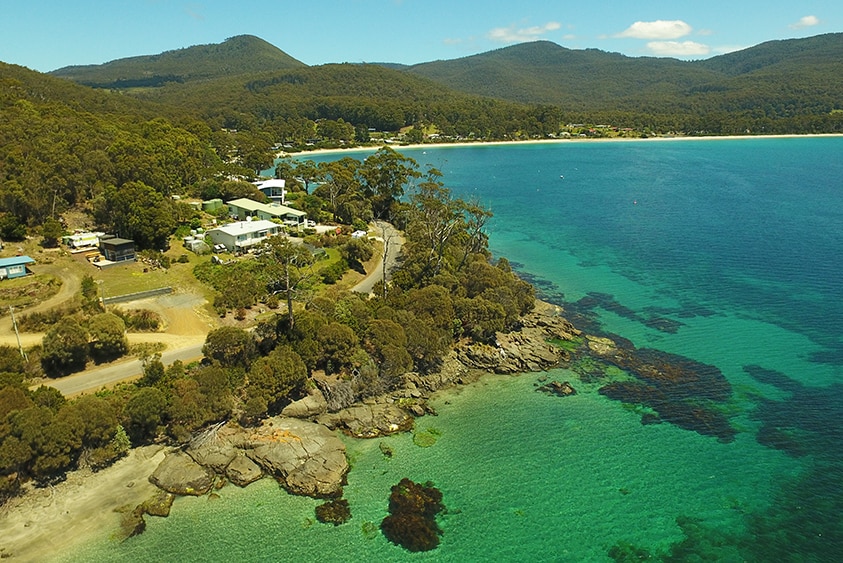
[[320, 260, 349, 284]]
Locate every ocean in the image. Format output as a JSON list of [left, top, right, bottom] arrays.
[[62, 137, 843, 562]]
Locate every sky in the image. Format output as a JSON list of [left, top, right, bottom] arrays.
[[1, 0, 840, 72]]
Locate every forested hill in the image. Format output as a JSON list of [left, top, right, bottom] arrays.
[[405, 41, 721, 109], [405, 34, 843, 112], [694, 33, 843, 75], [49, 35, 306, 88]]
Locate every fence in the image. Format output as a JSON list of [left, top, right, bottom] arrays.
[[103, 286, 173, 305]]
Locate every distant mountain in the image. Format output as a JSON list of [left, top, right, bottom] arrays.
[[41, 33, 843, 136], [404, 35, 843, 113], [50, 35, 306, 88], [694, 33, 843, 76], [404, 40, 722, 109]]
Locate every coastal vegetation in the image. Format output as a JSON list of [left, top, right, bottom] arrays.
[[0, 140, 539, 506], [1, 33, 841, 559]]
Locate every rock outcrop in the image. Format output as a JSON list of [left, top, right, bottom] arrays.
[[457, 309, 581, 374], [225, 453, 263, 487], [281, 387, 328, 418], [149, 418, 349, 500], [149, 451, 216, 496], [316, 403, 415, 438], [243, 417, 348, 498]]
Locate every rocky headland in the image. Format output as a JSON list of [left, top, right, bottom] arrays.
[[111, 302, 582, 538]]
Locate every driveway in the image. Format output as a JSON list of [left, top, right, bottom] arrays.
[[352, 221, 404, 294]]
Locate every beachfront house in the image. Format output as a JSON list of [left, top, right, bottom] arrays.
[[0, 256, 35, 280], [206, 219, 281, 253], [253, 179, 287, 205], [226, 197, 307, 229]]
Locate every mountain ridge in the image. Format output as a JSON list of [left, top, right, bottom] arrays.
[[49, 34, 306, 88]]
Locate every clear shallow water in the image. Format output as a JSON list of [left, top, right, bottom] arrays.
[[63, 138, 843, 561]]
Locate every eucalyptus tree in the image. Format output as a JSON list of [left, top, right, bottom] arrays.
[[315, 157, 364, 223], [359, 147, 420, 219], [293, 159, 323, 195], [262, 237, 317, 329]]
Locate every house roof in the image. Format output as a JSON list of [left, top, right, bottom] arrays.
[[0, 256, 35, 267], [254, 179, 286, 189], [227, 197, 306, 218], [210, 219, 280, 236], [100, 237, 134, 246]]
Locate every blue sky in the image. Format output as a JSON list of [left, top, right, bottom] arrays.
[[2, 0, 839, 72]]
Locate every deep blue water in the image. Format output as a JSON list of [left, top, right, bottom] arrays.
[[65, 137, 843, 562]]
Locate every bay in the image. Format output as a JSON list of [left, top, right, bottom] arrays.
[[62, 137, 843, 562]]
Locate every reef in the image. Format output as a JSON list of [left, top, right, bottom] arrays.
[[381, 478, 445, 552], [745, 365, 843, 459], [581, 334, 736, 441], [598, 381, 736, 442]]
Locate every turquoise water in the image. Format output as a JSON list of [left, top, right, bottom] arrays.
[[63, 138, 843, 561]]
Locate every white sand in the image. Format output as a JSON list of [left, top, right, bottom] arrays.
[[0, 445, 168, 562], [280, 133, 843, 158]]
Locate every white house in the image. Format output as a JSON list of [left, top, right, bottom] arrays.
[[62, 231, 105, 249], [253, 179, 287, 204], [206, 219, 281, 253], [227, 197, 307, 228]]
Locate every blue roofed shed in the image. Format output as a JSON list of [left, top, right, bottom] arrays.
[[0, 256, 35, 280]]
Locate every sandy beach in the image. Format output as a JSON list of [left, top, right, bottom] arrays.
[[278, 133, 843, 159], [0, 445, 168, 562]]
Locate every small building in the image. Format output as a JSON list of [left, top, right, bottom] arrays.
[[206, 219, 281, 253], [253, 179, 287, 205], [62, 231, 105, 249], [202, 198, 224, 212], [99, 237, 136, 262], [0, 256, 35, 280], [227, 197, 307, 229]]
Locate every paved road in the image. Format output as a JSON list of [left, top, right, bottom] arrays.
[[37, 342, 205, 397], [352, 221, 404, 294]]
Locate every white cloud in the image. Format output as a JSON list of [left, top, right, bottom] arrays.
[[647, 41, 711, 57], [488, 22, 562, 43], [790, 15, 820, 29], [617, 20, 692, 40]]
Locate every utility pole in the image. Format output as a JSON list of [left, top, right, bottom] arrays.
[[9, 306, 27, 361]]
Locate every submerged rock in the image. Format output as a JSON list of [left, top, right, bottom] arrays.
[[381, 478, 445, 552], [142, 491, 175, 517], [537, 380, 577, 397], [118, 505, 146, 540], [315, 498, 351, 526]]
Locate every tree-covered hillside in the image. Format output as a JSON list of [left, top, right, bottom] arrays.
[[49, 35, 306, 88], [0, 62, 229, 242], [129, 62, 532, 138], [406, 40, 723, 109], [42, 33, 843, 137]]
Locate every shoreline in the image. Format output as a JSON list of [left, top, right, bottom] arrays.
[[0, 300, 570, 561], [280, 132, 843, 158], [0, 445, 167, 562]]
